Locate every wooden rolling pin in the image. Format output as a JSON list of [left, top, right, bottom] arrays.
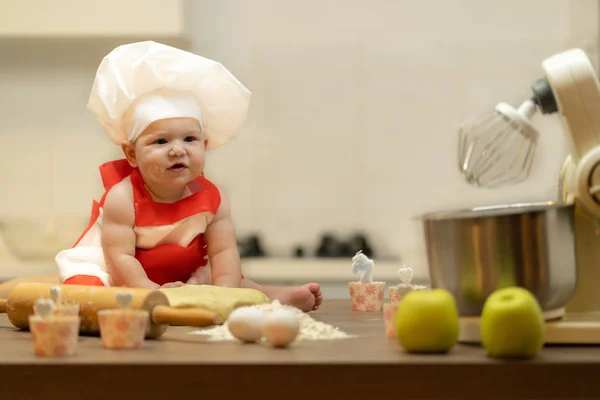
[[0, 282, 221, 339]]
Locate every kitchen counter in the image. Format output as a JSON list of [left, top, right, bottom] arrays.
[[242, 257, 428, 283], [0, 257, 428, 300], [1, 300, 600, 400], [0, 256, 429, 283], [0, 256, 428, 301]]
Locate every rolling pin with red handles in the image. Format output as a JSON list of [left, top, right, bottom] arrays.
[[0, 282, 221, 339]]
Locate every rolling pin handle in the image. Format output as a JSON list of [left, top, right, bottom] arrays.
[[151, 305, 221, 327]]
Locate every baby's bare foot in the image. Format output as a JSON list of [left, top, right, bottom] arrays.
[[274, 283, 322, 312], [306, 283, 323, 310]]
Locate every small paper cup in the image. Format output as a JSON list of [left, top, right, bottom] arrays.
[[389, 284, 428, 304], [29, 315, 80, 357], [98, 309, 149, 349], [53, 303, 81, 317], [383, 302, 400, 338], [389, 285, 411, 304], [349, 281, 386, 311]]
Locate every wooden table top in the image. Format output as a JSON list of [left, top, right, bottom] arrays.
[[1, 299, 600, 399]]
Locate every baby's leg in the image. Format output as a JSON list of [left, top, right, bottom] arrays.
[[0, 275, 60, 298], [240, 278, 322, 312], [199, 269, 321, 312]]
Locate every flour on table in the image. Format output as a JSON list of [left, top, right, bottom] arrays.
[[189, 301, 352, 341]]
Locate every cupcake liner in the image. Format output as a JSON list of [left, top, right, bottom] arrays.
[[98, 309, 149, 349], [349, 281, 386, 311], [52, 303, 81, 317], [389, 284, 428, 304], [383, 302, 400, 338], [389, 284, 412, 304], [29, 315, 80, 357]]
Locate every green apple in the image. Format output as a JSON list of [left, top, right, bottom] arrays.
[[480, 287, 545, 359], [395, 289, 459, 353]]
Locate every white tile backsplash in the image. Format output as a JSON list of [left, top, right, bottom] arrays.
[[0, 1, 597, 273]]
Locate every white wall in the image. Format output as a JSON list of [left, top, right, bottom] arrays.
[[0, 1, 597, 278], [185, 0, 598, 266]]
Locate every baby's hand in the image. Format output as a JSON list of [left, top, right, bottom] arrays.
[[160, 281, 185, 289]]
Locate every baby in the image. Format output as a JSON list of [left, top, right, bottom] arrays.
[[1, 41, 322, 312]]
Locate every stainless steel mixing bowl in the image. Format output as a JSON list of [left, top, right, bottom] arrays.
[[419, 201, 577, 316]]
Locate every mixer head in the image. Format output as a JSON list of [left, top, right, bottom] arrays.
[[458, 78, 558, 188], [458, 100, 538, 187]]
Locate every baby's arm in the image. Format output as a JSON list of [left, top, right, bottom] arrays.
[[204, 187, 242, 288], [101, 181, 173, 289]]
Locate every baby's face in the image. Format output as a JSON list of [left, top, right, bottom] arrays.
[[126, 117, 206, 188]]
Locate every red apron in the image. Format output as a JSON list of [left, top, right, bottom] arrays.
[[63, 158, 220, 287]]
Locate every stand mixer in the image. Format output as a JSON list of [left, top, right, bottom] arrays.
[[457, 48, 600, 344]]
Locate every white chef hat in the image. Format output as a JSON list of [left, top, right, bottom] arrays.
[[87, 41, 251, 149]]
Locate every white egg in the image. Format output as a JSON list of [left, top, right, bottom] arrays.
[[263, 309, 300, 348], [228, 307, 264, 343]]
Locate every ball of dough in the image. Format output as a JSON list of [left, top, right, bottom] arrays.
[[263, 309, 300, 348]]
